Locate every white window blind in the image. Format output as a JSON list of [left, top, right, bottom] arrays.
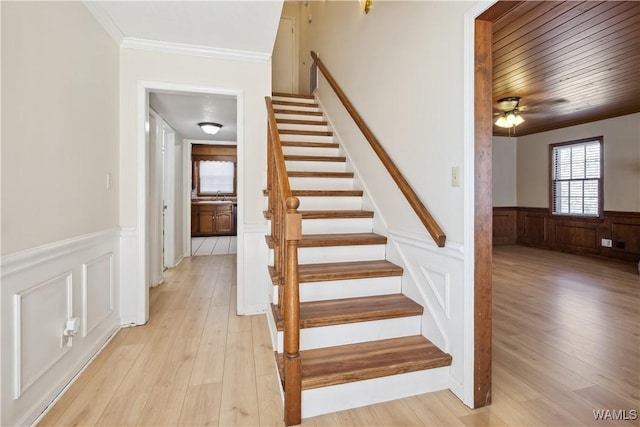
[[199, 160, 234, 194], [551, 140, 601, 216]]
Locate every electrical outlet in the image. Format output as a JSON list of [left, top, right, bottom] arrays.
[[601, 238, 612, 248]]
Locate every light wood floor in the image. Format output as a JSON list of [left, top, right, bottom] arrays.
[[38, 246, 639, 426]]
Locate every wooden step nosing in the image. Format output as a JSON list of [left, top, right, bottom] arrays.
[[272, 92, 315, 100], [281, 141, 340, 148], [288, 171, 354, 178], [285, 155, 346, 162], [292, 190, 364, 197], [274, 109, 324, 116], [279, 129, 333, 137]]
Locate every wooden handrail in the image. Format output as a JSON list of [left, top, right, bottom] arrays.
[[310, 51, 446, 247], [265, 97, 302, 426]]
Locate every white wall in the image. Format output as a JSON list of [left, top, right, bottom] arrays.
[[517, 113, 640, 211], [298, 1, 475, 243], [1, 3, 120, 425], [118, 48, 273, 324], [1, 1, 119, 255], [492, 137, 517, 207]]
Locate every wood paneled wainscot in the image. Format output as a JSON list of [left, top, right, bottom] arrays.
[[493, 207, 640, 263]]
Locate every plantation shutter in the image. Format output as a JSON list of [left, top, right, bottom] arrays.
[[551, 140, 601, 216]]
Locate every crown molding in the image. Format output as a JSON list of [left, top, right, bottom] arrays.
[[83, 2, 125, 44], [120, 37, 271, 63]]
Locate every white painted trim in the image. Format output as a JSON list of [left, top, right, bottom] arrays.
[[388, 230, 464, 260], [82, 2, 125, 44], [0, 228, 120, 276], [462, 0, 498, 408], [121, 37, 271, 63]]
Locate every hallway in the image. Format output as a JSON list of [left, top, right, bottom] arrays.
[[38, 247, 639, 426]]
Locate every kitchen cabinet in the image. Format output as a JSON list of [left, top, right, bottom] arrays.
[[192, 203, 236, 236]]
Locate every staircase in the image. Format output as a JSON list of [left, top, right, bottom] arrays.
[[265, 93, 452, 423]]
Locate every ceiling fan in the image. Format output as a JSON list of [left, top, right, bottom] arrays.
[[494, 96, 525, 130]]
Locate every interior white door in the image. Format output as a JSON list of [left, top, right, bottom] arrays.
[[147, 110, 163, 287], [272, 17, 296, 94]]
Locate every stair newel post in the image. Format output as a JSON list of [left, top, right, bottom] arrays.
[[283, 196, 302, 426]]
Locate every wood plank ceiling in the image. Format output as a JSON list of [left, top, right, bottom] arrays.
[[485, 1, 640, 136]]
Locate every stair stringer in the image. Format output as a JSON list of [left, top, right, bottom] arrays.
[[314, 93, 467, 398]]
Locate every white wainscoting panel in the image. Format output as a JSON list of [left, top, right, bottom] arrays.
[[14, 272, 73, 399], [1, 228, 121, 427], [82, 253, 114, 337], [386, 230, 467, 399]]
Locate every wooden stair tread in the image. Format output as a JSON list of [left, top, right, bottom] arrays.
[[265, 232, 386, 249], [279, 129, 333, 137], [292, 189, 363, 197], [288, 171, 354, 178], [272, 100, 319, 108], [271, 294, 423, 330], [276, 336, 452, 390], [281, 141, 340, 149], [263, 209, 374, 220], [274, 109, 323, 116], [268, 260, 402, 284], [284, 154, 346, 162], [272, 92, 315, 99], [277, 119, 328, 126]]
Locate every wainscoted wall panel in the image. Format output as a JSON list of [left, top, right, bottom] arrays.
[[15, 273, 73, 399], [387, 231, 465, 398], [493, 207, 640, 262], [83, 253, 114, 337], [1, 229, 120, 427], [492, 207, 517, 245]]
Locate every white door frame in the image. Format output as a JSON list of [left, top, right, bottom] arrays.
[[135, 81, 244, 324]]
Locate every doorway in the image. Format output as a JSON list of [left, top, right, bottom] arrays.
[[137, 82, 244, 324]]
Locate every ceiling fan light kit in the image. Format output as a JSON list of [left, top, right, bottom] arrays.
[[494, 96, 525, 129]]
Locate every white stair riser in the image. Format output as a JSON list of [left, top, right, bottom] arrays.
[[300, 368, 450, 419], [274, 316, 421, 352], [282, 146, 340, 156], [296, 196, 362, 210], [289, 177, 354, 191], [280, 134, 334, 143], [272, 104, 320, 113], [276, 113, 325, 122], [278, 123, 330, 132], [301, 217, 373, 234], [285, 160, 346, 172], [272, 96, 317, 105], [266, 217, 373, 235], [300, 245, 386, 264], [268, 244, 386, 265], [272, 276, 402, 304]]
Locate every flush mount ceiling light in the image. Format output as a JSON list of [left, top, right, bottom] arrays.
[[198, 122, 223, 135], [494, 96, 525, 129]]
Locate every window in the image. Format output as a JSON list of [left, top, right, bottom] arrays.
[[199, 160, 235, 194], [551, 137, 602, 217]]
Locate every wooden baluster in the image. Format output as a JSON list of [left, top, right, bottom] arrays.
[[283, 196, 302, 426]]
